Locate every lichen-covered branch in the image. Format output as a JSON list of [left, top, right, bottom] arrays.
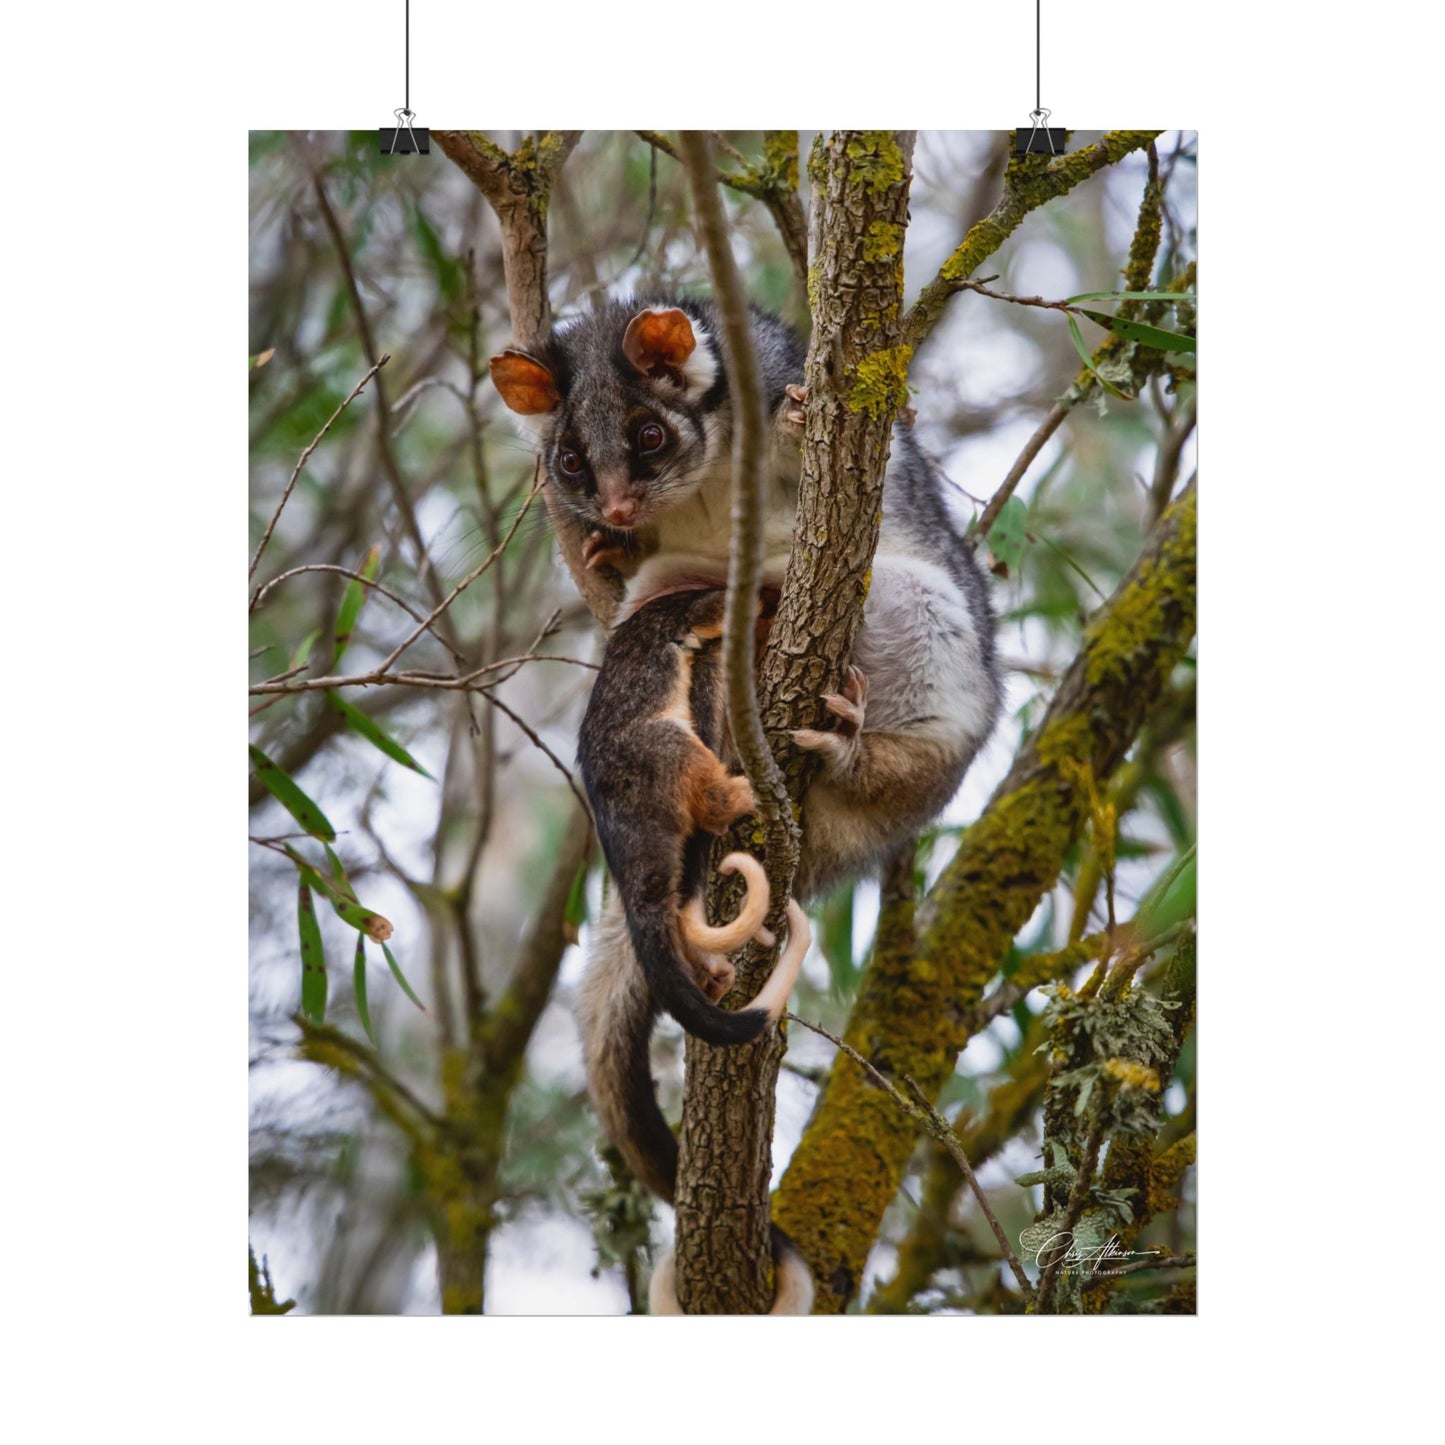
[[774, 480, 1197, 1312], [902, 130, 1163, 354]]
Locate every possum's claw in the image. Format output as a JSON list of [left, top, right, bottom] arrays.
[[792, 665, 869, 772], [582, 528, 633, 572]]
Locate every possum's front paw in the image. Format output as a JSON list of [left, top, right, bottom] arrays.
[[582, 527, 634, 573], [777, 383, 807, 435], [792, 665, 868, 773]]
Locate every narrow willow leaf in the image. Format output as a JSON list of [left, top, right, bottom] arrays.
[[328, 691, 435, 778], [324, 845, 359, 901], [987, 496, 1029, 576], [250, 745, 336, 841], [298, 882, 327, 1023], [289, 629, 321, 673], [1135, 843, 1198, 938], [818, 886, 857, 1000], [1065, 290, 1198, 306], [1067, 315, 1130, 399], [1079, 309, 1195, 354], [333, 544, 380, 664], [280, 844, 392, 942], [382, 943, 428, 1013], [563, 861, 589, 940], [353, 935, 376, 1045], [249, 348, 276, 371]]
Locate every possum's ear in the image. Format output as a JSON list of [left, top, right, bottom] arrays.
[[490, 350, 561, 414], [622, 307, 698, 382]]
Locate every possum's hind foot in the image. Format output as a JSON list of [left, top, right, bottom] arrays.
[[791, 664, 869, 773]]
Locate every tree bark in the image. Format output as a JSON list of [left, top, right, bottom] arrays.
[[675, 131, 917, 1313]]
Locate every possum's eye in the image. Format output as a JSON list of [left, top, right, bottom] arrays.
[[636, 423, 666, 454], [558, 449, 585, 476]]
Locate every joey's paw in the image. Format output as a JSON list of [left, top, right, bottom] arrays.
[[582, 528, 632, 573], [694, 953, 736, 1002]]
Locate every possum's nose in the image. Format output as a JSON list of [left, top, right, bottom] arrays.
[[601, 497, 638, 527]]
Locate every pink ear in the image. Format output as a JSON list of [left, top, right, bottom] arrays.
[[490, 350, 561, 414], [622, 307, 697, 380]]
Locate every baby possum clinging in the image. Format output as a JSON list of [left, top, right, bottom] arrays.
[[576, 587, 809, 1201]]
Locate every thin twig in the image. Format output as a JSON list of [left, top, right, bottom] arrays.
[[478, 689, 590, 818], [307, 166, 458, 644], [784, 1012, 1034, 1299], [247, 653, 594, 698], [250, 563, 466, 664], [248, 355, 390, 582], [372, 470, 545, 676], [679, 130, 795, 892], [972, 401, 1068, 543]]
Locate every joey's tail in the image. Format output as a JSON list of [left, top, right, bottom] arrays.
[[579, 891, 811, 1205], [629, 855, 800, 1049]]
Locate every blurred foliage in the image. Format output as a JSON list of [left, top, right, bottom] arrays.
[[249, 129, 1197, 1314]]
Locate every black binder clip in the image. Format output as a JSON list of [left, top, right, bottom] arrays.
[[1016, 108, 1066, 157], [380, 107, 428, 155]]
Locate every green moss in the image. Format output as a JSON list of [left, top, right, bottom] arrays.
[[847, 345, 913, 419]]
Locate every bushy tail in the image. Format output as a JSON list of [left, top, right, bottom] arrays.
[[578, 897, 680, 1201]]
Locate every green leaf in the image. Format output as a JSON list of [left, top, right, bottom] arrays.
[[353, 935, 376, 1044], [328, 691, 434, 778], [333, 545, 380, 665], [818, 885, 858, 1000], [1079, 309, 1195, 354], [323, 845, 359, 901], [1065, 290, 1198, 306], [250, 745, 336, 841], [289, 629, 321, 673], [564, 861, 589, 932], [382, 943, 427, 1013], [1066, 314, 1131, 400], [987, 496, 1029, 576], [1135, 843, 1197, 938], [298, 882, 327, 1023], [279, 844, 393, 943]]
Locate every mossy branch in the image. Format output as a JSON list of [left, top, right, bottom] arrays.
[[774, 480, 1197, 1312], [902, 130, 1163, 353]]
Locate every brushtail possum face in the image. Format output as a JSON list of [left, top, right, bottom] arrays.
[[490, 300, 729, 535]]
